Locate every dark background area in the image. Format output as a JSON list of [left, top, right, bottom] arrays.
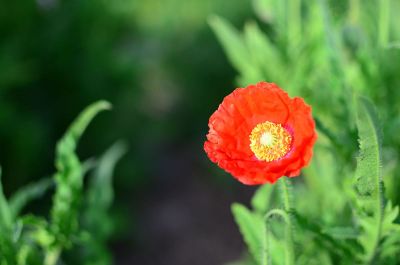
[[0, 1, 259, 264]]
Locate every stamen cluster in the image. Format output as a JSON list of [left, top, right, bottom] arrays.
[[249, 121, 292, 162]]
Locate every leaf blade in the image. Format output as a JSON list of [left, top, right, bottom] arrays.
[[50, 100, 111, 247], [354, 96, 385, 263], [9, 178, 53, 219], [231, 203, 263, 264]]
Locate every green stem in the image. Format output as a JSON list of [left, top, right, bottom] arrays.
[[262, 214, 269, 265], [263, 209, 289, 265], [280, 177, 295, 265]]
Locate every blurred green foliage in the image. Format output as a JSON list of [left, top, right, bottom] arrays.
[[4, 0, 400, 263], [0, 0, 250, 190], [210, 0, 400, 264], [0, 0, 252, 262], [0, 0, 139, 189], [0, 101, 125, 265]]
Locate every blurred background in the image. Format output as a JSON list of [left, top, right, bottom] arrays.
[[2, 0, 400, 264], [0, 0, 257, 264]]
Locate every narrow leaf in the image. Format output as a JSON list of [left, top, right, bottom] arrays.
[[87, 140, 127, 212], [208, 16, 251, 73], [84, 140, 127, 240], [0, 167, 17, 265], [208, 16, 260, 84], [294, 212, 355, 260], [9, 178, 53, 218], [231, 203, 263, 264], [50, 100, 111, 246], [243, 22, 284, 83], [0, 167, 12, 230], [354, 96, 385, 262], [355, 97, 383, 210]]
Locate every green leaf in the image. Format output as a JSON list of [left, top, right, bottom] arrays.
[[380, 230, 400, 261], [0, 167, 12, 231], [378, 0, 390, 47], [252, 0, 274, 23], [54, 100, 112, 174], [21, 214, 48, 228], [381, 201, 400, 235], [9, 178, 53, 219], [293, 212, 355, 261], [208, 16, 261, 84], [84, 140, 127, 239], [251, 184, 274, 214], [87, 141, 127, 214], [208, 15, 249, 71], [0, 167, 17, 264], [50, 100, 111, 247], [322, 226, 359, 240], [231, 203, 263, 264], [16, 243, 42, 265], [354, 97, 383, 211], [243, 22, 284, 84], [379, 202, 400, 260], [354, 96, 393, 263]]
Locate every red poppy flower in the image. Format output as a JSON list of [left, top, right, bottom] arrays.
[[204, 82, 317, 185]]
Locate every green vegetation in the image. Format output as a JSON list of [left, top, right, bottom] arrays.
[[0, 101, 125, 265], [1, 0, 400, 264], [213, 0, 400, 264]]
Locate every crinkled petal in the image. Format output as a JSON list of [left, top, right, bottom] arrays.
[[204, 81, 317, 185]]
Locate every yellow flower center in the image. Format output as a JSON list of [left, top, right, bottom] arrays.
[[249, 121, 292, 162]]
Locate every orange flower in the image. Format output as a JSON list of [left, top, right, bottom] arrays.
[[204, 82, 317, 185]]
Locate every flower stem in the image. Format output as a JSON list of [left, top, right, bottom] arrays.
[[262, 215, 270, 265], [263, 209, 289, 265], [280, 177, 295, 265]]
